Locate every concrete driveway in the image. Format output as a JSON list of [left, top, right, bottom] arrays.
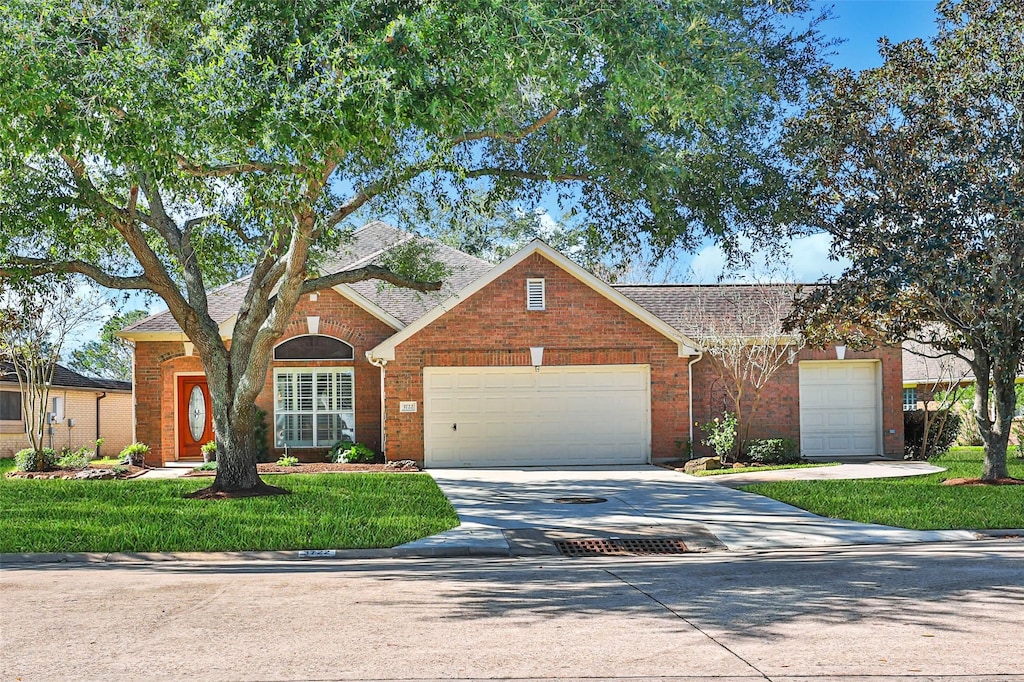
[[417, 465, 975, 552]]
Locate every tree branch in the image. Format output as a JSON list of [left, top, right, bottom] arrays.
[[176, 155, 303, 177], [463, 167, 592, 182], [299, 264, 442, 294], [451, 108, 561, 146], [0, 258, 154, 291]]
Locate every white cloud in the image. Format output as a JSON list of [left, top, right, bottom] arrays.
[[686, 232, 849, 284]]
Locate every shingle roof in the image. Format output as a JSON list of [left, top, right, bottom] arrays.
[[902, 342, 977, 384], [122, 221, 493, 333], [0, 362, 132, 392], [613, 283, 804, 338]]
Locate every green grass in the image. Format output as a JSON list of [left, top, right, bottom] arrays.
[[692, 462, 840, 477], [742, 447, 1024, 530], [90, 457, 123, 467], [0, 459, 458, 553]]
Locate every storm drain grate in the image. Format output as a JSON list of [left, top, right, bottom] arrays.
[[554, 538, 689, 557]]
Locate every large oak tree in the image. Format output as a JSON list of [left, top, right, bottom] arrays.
[[786, 0, 1024, 481], [0, 0, 825, 494]]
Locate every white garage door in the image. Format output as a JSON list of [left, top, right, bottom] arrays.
[[424, 365, 650, 468], [799, 361, 881, 458]]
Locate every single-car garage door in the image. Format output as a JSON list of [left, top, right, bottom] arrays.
[[424, 365, 650, 467], [799, 361, 881, 458]]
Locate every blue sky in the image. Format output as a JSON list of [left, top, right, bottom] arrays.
[[686, 0, 941, 283]]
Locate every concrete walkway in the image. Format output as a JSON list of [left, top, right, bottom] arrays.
[[410, 464, 975, 554], [700, 459, 946, 487]]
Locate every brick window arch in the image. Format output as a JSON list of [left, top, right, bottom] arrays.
[[273, 335, 354, 361]]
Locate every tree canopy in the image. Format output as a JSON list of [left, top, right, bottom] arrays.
[[785, 0, 1024, 480], [69, 309, 148, 382], [0, 0, 827, 493]]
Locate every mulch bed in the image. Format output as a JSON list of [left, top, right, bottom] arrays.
[[185, 461, 420, 477], [942, 477, 1024, 486], [6, 463, 148, 480]]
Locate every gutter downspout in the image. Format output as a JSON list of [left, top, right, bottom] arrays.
[[687, 351, 704, 459], [367, 354, 387, 460], [95, 392, 107, 457]]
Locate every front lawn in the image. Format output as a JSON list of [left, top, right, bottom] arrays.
[[0, 459, 458, 553], [742, 447, 1024, 530]]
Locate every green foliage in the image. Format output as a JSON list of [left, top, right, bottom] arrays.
[[13, 447, 57, 472], [745, 439, 800, 465], [200, 441, 217, 463], [193, 461, 218, 471], [328, 441, 376, 464], [119, 442, 150, 467], [702, 413, 738, 461], [903, 409, 962, 461], [111, 464, 129, 476], [276, 455, 299, 467], [68, 310, 148, 381], [254, 408, 271, 463], [56, 447, 92, 471]]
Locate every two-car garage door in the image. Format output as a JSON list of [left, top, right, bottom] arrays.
[[424, 365, 650, 468], [799, 361, 882, 458]]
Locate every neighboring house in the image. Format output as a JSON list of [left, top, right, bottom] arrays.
[[902, 342, 1024, 443], [0, 362, 133, 458], [119, 221, 904, 468]]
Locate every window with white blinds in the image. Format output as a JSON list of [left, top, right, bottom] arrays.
[[526, 278, 545, 311], [274, 368, 354, 447]]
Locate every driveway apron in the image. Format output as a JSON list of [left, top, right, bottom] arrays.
[[426, 465, 974, 551]]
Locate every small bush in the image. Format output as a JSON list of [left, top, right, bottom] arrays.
[[328, 441, 375, 464], [276, 455, 299, 467], [193, 461, 217, 471], [56, 448, 91, 470], [201, 440, 217, 463], [111, 464, 129, 476], [904, 409, 962, 460], [702, 413, 737, 462], [254, 408, 272, 463], [745, 439, 800, 465], [14, 448, 58, 472], [120, 442, 150, 467]]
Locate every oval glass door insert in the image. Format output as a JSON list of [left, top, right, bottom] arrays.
[[188, 385, 206, 442]]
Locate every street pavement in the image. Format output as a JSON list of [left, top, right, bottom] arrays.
[[2, 539, 1022, 681]]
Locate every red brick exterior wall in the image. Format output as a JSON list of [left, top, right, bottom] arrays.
[[690, 345, 904, 458], [133, 289, 395, 465], [383, 253, 693, 465]]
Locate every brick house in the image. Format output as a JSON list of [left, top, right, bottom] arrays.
[[0, 362, 133, 458], [120, 221, 904, 467]]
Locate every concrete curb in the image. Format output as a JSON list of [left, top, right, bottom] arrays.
[[972, 528, 1024, 538], [0, 545, 513, 566]]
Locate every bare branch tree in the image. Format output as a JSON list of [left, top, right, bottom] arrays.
[[0, 282, 107, 468]]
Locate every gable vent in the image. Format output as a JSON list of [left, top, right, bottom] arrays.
[[526, 278, 546, 311]]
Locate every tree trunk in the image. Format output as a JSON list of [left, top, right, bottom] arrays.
[[979, 372, 1017, 481], [184, 354, 288, 498]]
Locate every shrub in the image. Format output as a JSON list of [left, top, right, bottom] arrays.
[[276, 455, 299, 467], [193, 461, 217, 471], [254, 408, 272, 463], [745, 439, 800, 465], [13, 448, 58, 472], [904, 409, 962, 460], [111, 464, 129, 476], [328, 441, 376, 464], [702, 413, 737, 462], [56, 448, 92, 470], [119, 442, 150, 467], [201, 440, 217, 463]]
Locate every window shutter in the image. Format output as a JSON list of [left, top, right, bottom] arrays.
[[526, 278, 545, 311]]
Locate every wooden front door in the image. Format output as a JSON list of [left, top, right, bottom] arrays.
[[177, 376, 214, 460]]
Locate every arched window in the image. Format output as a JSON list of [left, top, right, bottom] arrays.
[[273, 335, 354, 361]]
